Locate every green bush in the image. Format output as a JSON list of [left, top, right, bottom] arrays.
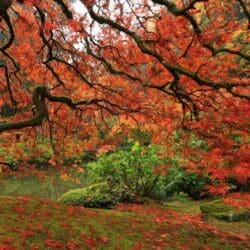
[[58, 182, 136, 209], [84, 138, 211, 201], [177, 172, 209, 200], [86, 141, 166, 197], [85, 141, 210, 200], [161, 167, 210, 200], [110, 184, 136, 203]]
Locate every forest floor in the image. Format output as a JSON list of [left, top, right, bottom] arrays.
[[0, 196, 249, 250]]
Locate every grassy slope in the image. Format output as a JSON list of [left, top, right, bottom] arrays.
[[0, 196, 249, 250]]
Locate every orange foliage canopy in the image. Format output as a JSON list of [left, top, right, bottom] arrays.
[[0, 0, 249, 195]]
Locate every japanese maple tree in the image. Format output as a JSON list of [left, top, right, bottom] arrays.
[[0, 0, 249, 197]]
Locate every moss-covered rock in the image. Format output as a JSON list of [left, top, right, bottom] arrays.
[[58, 182, 136, 209], [200, 200, 250, 222], [58, 182, 117, 209], [200, 200, 232, 213]]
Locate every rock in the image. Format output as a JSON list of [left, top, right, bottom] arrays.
[[200, 200, 250, 222], [58, 182, 136, 209], [58, 182, 117, 209]]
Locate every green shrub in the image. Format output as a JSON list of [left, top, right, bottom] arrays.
[[85, 141, 209, 200], [177, 172, 209, 200], [160, 167, 210, 200], [110, 184, 136, 203], [86, 141, 166, 197]]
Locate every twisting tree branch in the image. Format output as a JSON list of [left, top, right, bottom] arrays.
[[0, 0, 12, 16], [151, 0, 206, 34], [87, 8, 250, 101], [53, 0, 73, 19], [0, 85, 139, 133], [204, 43, 250, 61], [0, 63, 17, 104], [85, 38, 140, 81], [0, 86, 48, 133], [0, 12, 15, 51], [236, 0, 250, 29]]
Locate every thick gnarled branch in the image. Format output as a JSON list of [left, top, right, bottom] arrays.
[[0, 85, 139, 134], [0, 86, 48, 133]]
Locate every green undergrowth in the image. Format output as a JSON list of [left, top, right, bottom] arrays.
[[0, 196, 249, 249]]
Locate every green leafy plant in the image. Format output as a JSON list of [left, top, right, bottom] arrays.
[[86, 141, 165, 197], [161, 167, 210, 200]]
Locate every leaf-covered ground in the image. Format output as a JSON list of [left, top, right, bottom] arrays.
[[0, 196, 249, 249]]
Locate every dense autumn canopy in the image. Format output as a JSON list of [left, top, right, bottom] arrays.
[[0, 0, 249, 195]]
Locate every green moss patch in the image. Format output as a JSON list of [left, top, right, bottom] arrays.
[[58, 182, 136, 209], [200, 200, 250, 222], [58, 182, 117, 208]]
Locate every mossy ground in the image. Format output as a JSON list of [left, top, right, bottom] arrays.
[[0, 196, 249, 249], [165, 197, 250, 236]]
